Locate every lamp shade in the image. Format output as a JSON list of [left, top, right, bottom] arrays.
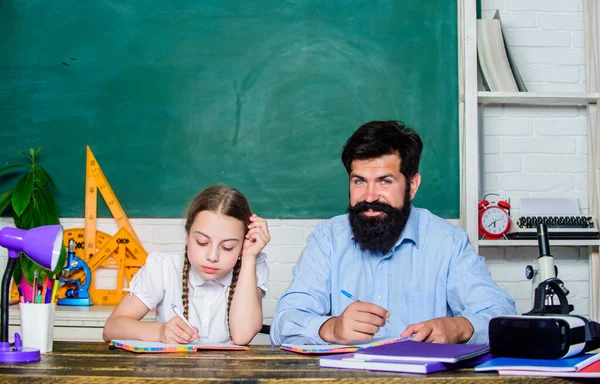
[[0, 225, 63, 270]]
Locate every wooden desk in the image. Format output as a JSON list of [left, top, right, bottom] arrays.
[[0, 342, 582, 383]]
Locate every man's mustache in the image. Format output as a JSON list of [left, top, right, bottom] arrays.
[[351, 201, 397, 214]]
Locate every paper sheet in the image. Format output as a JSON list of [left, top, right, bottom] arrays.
[[519, 198, 580, 216]]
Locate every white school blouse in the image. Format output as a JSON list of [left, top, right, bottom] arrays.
[[129, 251, 269, 343]]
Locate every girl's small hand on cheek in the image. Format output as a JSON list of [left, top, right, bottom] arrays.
[[242, 215, 271, 258]]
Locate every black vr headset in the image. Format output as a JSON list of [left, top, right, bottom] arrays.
[[489, 278, 600, 359], [488, 224, 600, 359]]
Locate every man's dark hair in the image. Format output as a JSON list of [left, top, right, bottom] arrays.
[[341, 120, 423, 179]]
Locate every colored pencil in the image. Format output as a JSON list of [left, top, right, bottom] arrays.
[[41, 277, 48, 304], [50, 277, 59, 304], [37, 283, 43, 304], [32, 270, 38, 303]]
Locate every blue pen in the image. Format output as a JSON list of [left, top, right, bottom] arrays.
[[341, 289, 392, 324]]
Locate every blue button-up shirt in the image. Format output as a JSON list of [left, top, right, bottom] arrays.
[[270, 207, 516, 345]]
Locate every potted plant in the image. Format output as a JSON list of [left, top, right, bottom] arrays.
[[0, 148, 65, 292]]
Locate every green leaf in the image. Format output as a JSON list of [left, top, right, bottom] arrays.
[[12, 171, 34, 217], [38, 268, 48, 283], [34, 198, 58, 227], [21, 257, 36, 284], [0, 164, 28, 175], [35, 147, 42, 156], [36, 166, 56, 190], [0, 189, 14, 215], [12, 259, 22, 284], [31, 202, 43, 228], [52, 246, 67, 276], [38, 188, 59, 219], [29, 148, 34, 158], [33, 167, 48, 189], [16, 150, 28, 158], [14, 201, 33, 229]]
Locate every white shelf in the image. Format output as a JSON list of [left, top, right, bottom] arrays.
[[479, 239, 600, 247], [478, 92, 600, 105]]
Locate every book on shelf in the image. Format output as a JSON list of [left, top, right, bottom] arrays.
[[280, 336, 407, 355], [474, 352, 600, 373], [352, 339, 491, 363], [493, 10, 527, 92], [110, 339, 249, 353], [477, 18, 519, 92]]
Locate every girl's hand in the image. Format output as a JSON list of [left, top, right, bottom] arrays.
[[160, 316, 199, 344], [242, 214, 271, 259]]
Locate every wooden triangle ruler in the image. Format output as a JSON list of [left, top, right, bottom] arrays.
[[85, 145, 141, 261], [74, 146, 147, 304]]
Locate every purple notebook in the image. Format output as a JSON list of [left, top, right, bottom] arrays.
[[320, 352, 493, 374], [353, 340, 490, 363]]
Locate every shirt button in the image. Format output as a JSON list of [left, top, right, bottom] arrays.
[[378, 295, 382, 300]]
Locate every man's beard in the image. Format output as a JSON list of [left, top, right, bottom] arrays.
[[348, 190, 412, 255]]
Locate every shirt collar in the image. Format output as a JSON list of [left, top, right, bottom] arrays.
[[394, 206, 419, 250], [188, 263, 234, 287]]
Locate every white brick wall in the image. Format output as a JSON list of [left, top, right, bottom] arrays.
[[0, 0, 592, 336], [0, 217, 320, 326], [479, 0, 590, 318]]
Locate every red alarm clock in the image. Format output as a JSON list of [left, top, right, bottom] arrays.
[[478, 193, 511, 240]]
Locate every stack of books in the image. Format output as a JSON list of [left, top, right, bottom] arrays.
[[475, 353, 600, 378], [311, 340, 491, 374]]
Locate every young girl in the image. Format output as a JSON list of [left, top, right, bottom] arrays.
[[103, 185, 271, 345]]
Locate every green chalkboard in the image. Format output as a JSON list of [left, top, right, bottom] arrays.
[[0, 0, 459, 219]]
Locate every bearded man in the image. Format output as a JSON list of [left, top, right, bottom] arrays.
[[270, 120, 516, 346]]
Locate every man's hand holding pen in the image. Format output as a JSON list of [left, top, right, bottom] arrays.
[[318, 301, 391, 345]]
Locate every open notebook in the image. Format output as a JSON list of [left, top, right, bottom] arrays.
[[280, 337, 408, 355], [110, 340, 249, 353]]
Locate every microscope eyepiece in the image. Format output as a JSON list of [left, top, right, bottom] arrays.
[[537, 223, 551, 258]]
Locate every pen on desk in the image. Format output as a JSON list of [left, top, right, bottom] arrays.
[[341, 289, 393, 324], [171, 304, 199, 340]]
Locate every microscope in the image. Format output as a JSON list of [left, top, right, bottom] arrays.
[[524, 223, 572, 315], [57, 239, 93, 306], [489, 224, 600, 359]]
